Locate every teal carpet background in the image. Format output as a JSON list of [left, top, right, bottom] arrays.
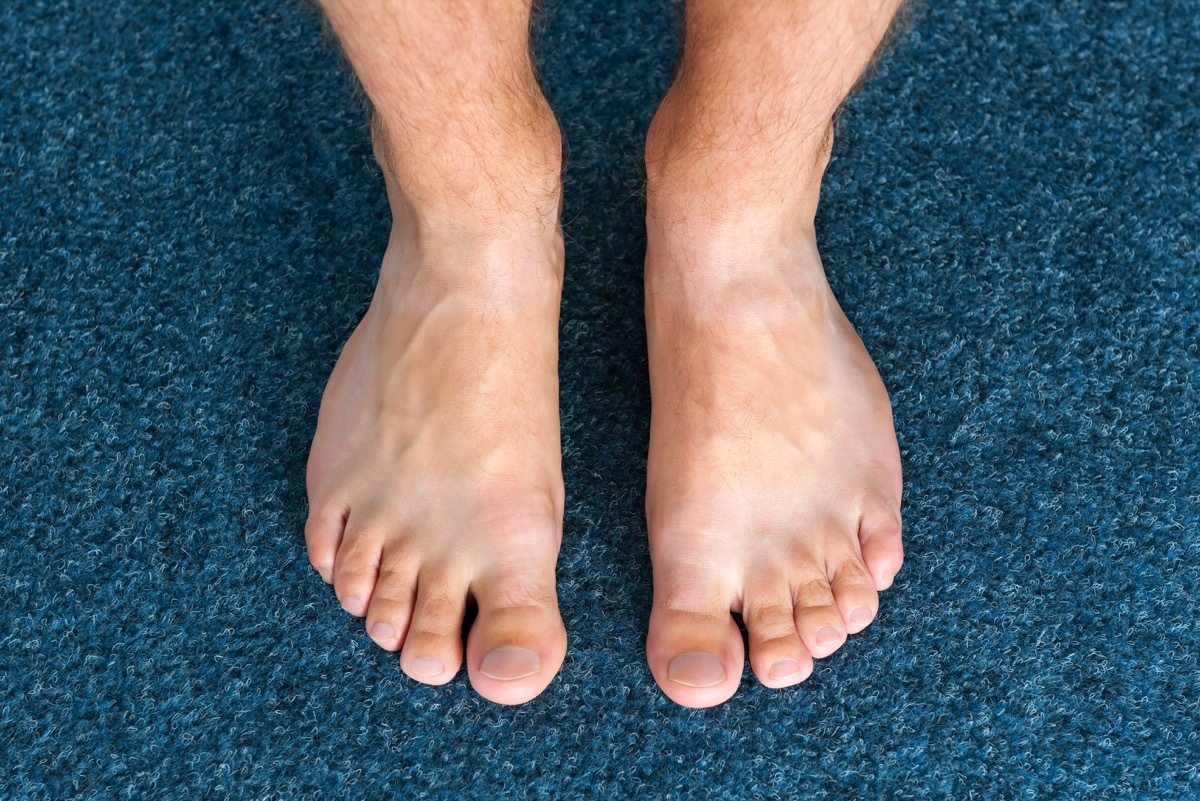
[[2, 1, 1197, 797]]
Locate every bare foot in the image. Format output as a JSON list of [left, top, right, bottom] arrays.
[[305, 124, 568, 704], [642, 99, 904, 708]]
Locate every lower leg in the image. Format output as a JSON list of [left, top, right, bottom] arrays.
[[643, 0, 906, 708], [647, 0, 902, 223], [306, 0, 568, 705], [320, 0, 562, 227]]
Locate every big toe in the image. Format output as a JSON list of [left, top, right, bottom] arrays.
[[646, 568, 743, 708], [466, 569, 567, 705]]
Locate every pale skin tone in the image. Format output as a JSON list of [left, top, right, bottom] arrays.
[[306, 0, 905, 707]]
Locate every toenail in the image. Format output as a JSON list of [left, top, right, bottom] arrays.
[[480, 646, 542, 681], [849, 608, 873, 627], [316, 567, 332, 584], [371, 621, 396, 641], [667, 652, 726, 688], [341, 595, 365, 616], [815, 626, 840, 646], [768, 659, 800, 681], [411, 657, 444, 677]]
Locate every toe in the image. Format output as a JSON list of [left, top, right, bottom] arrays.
[[792, 572, 847, 659], [466, 568, 566, 705], [364, 549, 420, 651], [304, 498, 348, 584], [859, 503, 904, 590], [646, 566, 743, 708], [742, 578, 813, 688], [331, 518, 383, 617], [827, 552, 879, 635], [400, 567, 468, 685]]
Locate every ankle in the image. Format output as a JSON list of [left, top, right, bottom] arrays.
[[644, 86, 833, 225], [387, 176, 564, 252], [372, 93, 564, 230], [645, 224, 832, 326], [375, 109, 565, 273], [374, 202, 565, 317]]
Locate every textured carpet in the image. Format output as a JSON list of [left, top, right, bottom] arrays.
[[3, 0, 1198, 797]]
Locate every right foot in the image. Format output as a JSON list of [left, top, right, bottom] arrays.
[[305, 114, 568, 705], [639, 73, 904, 708]]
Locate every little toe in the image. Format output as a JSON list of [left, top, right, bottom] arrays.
[[400, 567, 468, 685], [792, 575, 847, 659], [828, 553, 879, 635], [743, 581, 813, 688], [859, 503, 904, 590], [646, 568, 743, 708], [331, 520, 383, 617], [466, 569, 567, 705], [364, 555, 419, 651], [304, 499, 348, 584]]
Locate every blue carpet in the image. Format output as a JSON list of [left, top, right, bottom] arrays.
[[3, 0, 1198, 797]]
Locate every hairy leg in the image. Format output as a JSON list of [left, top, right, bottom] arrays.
[[643, 0, 906, 708], [306, 0, 568, 705]]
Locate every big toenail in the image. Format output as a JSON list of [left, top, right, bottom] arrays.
[[769, 659, 800, 680], [342, 595, 365, 616], [667, 652, 726, 687], [849, 608, 873, 627], [411, 657, 444, 677], [816, 626, 840, 646], [480, 646, 541, 680], [371, 622, 396, 641]]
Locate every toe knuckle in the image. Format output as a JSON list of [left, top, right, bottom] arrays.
[[307, 496, 348, 525], [379, 547, 420, 575], [866, 540, 905, 579], [792, 578, 834, 607], [376, 564, 410, 583], [883, 541, 904, 562], [367, 587, 412, 608], [410, 606, 459, 638], [491, 580, 552, 610], [755, 631, 800, 649], [833, 558, 875, 587], [304, 515, 339, 548], [659, 583, 721, 617], [414, 591, 460, 624], [345, 520, 391, 548], [307, 546, 333, 570], [746, 608, 799, 642], [863, 503, 903, 541], [411, 610, 458, 636], [880, 550, 904, 577], [744, 600, 792, 625], [332, 555, 370, 578], [410, 621, 456, 639]]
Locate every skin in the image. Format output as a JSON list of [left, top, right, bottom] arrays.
[[641, 0, 906, 707], [306, 0, 905, 707]]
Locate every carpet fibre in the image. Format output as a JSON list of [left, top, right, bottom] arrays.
[[3, 0, 1198, 797]]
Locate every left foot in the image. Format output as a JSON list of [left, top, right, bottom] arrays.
[[642, 93, 904, 708]]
